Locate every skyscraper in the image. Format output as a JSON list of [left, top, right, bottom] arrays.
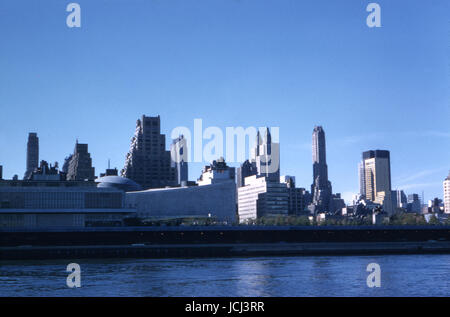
[[66, 141, 96, 181], [170, 135, 188, 186], [362, 150, 393, 215], [254, 128, 280, 181], [24, 132, 39, 180], [122, 115, 176, 189], [444, 171, 450, 214], [358, 161, 366, 197], [310, 126, 332, 213]]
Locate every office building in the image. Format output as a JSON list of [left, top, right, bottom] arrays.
[[392, 190, 407, 209], [407, 193, 422, 213], [66, 141, 96, 181], [237, 159, 257, 188], [280, 176, 310, 215], [238, 175, 289, 223], [444, 171, 450, 214], [310, 126, 332, 213], [122, 115, 176, 189], [24, 133, 39, 180], [362, 150, 393, 215], [170, 135, 188, 186], [359, 161, 366, 197], [0, 165, 3, 180]]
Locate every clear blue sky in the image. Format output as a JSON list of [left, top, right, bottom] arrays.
[[0, 0, 449, 203]]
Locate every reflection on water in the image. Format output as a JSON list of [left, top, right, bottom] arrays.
[[0, 255, 449, 297]]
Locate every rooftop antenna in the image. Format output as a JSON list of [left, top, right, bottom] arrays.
[[108, 159, 110, 169]]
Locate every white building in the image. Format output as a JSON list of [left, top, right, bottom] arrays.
[[444, 171, 450, 214], [237, 175, 288, 223]]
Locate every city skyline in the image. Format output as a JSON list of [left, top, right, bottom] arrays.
[[0, 0, 449, 203]]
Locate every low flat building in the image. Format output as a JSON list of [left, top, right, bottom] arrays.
[[0, 184, 135, 228], [125, 180, 236, 224]]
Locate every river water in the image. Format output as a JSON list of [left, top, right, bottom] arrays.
[[1, 254, 449, 296]]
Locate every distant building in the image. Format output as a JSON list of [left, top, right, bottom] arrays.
[[29, 160, 66, 181], [66, 141, 96, 181], [444, 171, 450, 214], [280, 176, 310, 215], [122, 115, 176, 189], [407, 194, 421, 213], [238, 175, 289, 223], [237, 159, 257, 188], [310, 126, 333, 213], [358, 161, 366, 197], [197, 157, 235, 186], [392, 190, 407, 209], [170, 135, 188, 186], [254, 128, 280, 181], [0, 165, 3, 180], [362, 150, 393, 215], [24, 133, 39, 180]]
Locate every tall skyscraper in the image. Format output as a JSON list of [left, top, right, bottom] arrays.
[[24, 132, 39, 180], [122, 115, 176, 189], [310, 126, 332, 213], [362, 150, 393, 215], [358, 161, 366, 197], [254, 128, 280, 181], [170, 135, 188, 186], [66, 141, 96, 181], [444, 171, 450, 214], [0, 165, 3, 180]]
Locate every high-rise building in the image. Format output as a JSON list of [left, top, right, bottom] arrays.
[[254, 128, 280, 181], [170, 135, 188, 186], [310, 126, 332, 213], [122, 115, 176, 189], [66, 141, 96, 181], [24, 133, 39, 180], [444, 171, 450, 214], [0, 165, 3, 180], [362, 150, 393, 215], [359, 161, 366, 197]]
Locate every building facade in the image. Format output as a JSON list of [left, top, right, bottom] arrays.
[[310, 126, 332, 213], [122, 115, 176, 189], [238, 175, 289, 223], [362, 150, 393, 215], [125, 181, 236, 223], [24, 132, 39, 180], [170, 135, 188, 186], [444, 171, 450, 214], [66, 141, 96, 181], [0, 183, 134, 228]]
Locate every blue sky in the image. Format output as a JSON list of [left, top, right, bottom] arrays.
[[0, 0, 449, 203]]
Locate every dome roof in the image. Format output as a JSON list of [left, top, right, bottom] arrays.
[[96, 176, 142, 192]]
